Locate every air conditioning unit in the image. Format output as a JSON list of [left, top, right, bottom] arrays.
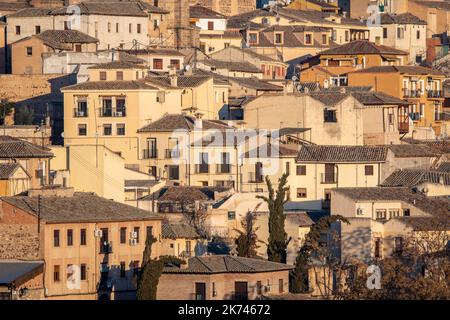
[[130, 231, 138, 239], [129, 238, 137, 246], [94, 229, 103, 238]]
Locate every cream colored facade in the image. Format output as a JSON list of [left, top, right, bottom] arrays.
[[50, 145, 125, 203], [0, 165, 30, 196], [0, 22, 6, 73]]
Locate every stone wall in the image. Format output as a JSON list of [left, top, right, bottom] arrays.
[[0, 224, 40, 260]]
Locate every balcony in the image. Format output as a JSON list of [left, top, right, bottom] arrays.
[[143, 149, 158, 159], [427, 90, 443, 99], [99, 108, 126, 117], [398, 122, 409, 134], [321, 172, 337, 184], [165, 149, 180, 159], [195, 164, 210, 174], [216, 164, 232, 174], [73, 108, 88, 117], [100, 241, 113, 254], [403, 89, 421, 98], [248, 172, 264, 184]]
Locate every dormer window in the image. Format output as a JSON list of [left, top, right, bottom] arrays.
[[275, 33, 283, 45]]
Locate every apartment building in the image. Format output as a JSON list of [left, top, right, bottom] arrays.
[[188, 0, 256, 17], [161, 221, 204, 260], [0, 187, 163, 300], [289, 0, 340, 14], [331, 186, 450, 263], [122, 49, 185, 73], [300, 40, 408, 86], [348, 65, 447, 136], [0, 21, 6, 73], [10, 30, 98, 74], [343, 0, 409, 19]]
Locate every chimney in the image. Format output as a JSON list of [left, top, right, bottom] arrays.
[[169, 66, 178, 87], [194, 113, 203, 130]]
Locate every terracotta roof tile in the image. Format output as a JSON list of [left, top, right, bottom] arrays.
[[0, 136, 53, 159], [381, 169, 450, 187], [297, 145, 388, 163], [320, 40, 408, 56], [162, 222, 200, 239]]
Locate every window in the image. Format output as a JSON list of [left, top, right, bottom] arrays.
[[390, 209, 401, 218], [249, 33, 258, 45], [365, 165, 374, 176], [53, 265, 60, 282], [279, 279, 284, 293], [208, 21, 214, 30], [120, 227, 127, 244], [80, 229, 86, 245], [137, 24, 141, 34], [170, 59, 180, 70], [285, 162, 290, 175], [78, 124, 87, 136], [305, 33, 312, 45], [120, 262, 126, 278], [168, 165, 179, 180], [99, 71, 107, 81], [403, 208, 410, 217], [116, 98, 126, 116], [67, 264, 74, 281], [374, 238, 382, 258], [35, 25, 41, 34], [324, 109, 337, 122], [297, 188, 307, 198], [15, 26, 21, 35], [388, 113, 394, 125], [383, 27, 387, 39], [157, 91, 165, 103], [345, 30, 349, 42], [116, 71, 123, 80], [116, 124, 125, 136], [108, 22, 111, 33], [153, 58, 163, 70], [80, 264, 87, 280], [397, 27, 404, 39], [375, 209, 387, 220], [275, 33, 283, 44], [256, 281, 262, 295], [67, 229, 73, 246], [103, 124, 112, 136], [296, 165, 306, 176], [228, 211, 236, 220], [64, 21, 71, 30], [75, 44, 82, 52], [417, 30, 420, 40], [54, 230, 60, 247], [26, 47, 33, 57], [116, 23, 119, 33], [134, 227, 140, 243], [129, 23, 132, 33], [322, 34, 327, 45], [212, 282, 217, 297], [146, 226, 153, 240]]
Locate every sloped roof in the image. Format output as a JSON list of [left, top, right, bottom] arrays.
[[389, 144, 438, 158], [62, 80, 158, 91], [381, 169, 450, 187], [189, 5, 226, 19], [138, 114, 231, 132], [244, 143, 300, 158], [7, 8, 52, 17], [145, 75, 211, 88], [199, 59, 262, 73], [380, 12, 427, 25], [319, 40, 408, 56], [0, 163, 27, 179], [351, 65, 445, 76], [0, 261, 43, 286], [163, 255, 293, 274], [1, 192, 162, 223], [162, 222, 200, 239], [297, 145, 388, 163], [87, 61, 147, 70], [33, 30, 98, 50], [0, 136, 53, 159], [436, 162, 450, 172], [151, 186, 227, 203], [230, 77, 283, 91], [50, 1, 149, 17]]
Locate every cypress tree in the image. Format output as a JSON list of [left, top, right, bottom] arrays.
[[235, 211, 260, 258], [136, 233, 163, 300]]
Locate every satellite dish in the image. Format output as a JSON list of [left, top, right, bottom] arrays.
[[292, 75, 298, 82], [185, 65, 191, 72], [61, 132, 65, 138]]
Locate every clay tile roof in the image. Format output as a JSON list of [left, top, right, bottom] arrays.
[[402, 138, 450, 154], [319, 40, 408, 56], [380, 12, 427, 25], [0, 2, 31, 12], [244, 144, 300, 158], [152, 186, 219, 203], [161, 222, 200, 239], [145, 75, 211, 88], [87, 61, 147, 70], [352, 65, 445, 76], [436, 162, 450, 172], [381, 169, 450, 187], [50, 1, 149, 17], [388, 144, 437, 158], [62, 80, 158, 91], [189, 5, 226, 19], [1, 192, 162, 223], [0, 163, 22, 179], [334, 187, 450, 216], [229, 77, 283, 91], [34, 30, 98, 50], [7, 7, 52, 17], [309, 91, 350, 106], [138, 114, 231, 132], [199, 59, 262, 73], [297, 145, 388, 163], [350, 91, 409, 106], [124, 180, 159, 188], [163, 255, 294, 274], [0, 136, 53, 159]]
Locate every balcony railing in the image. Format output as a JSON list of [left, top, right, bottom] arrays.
[[143, 149, 158, 159], [99, 109, 126, 117], [398, 122, 409, 134], [216, 164, 232, 174], [195, 164, 210, 174], [100, 241, 113, 254], [165, 149, 180, 159], [403, 89, 421, 98], [73, 108, 88, 117], [248, 172, 264, 183], [427, 90, 443, 99], [321, 173, 337, 184]]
